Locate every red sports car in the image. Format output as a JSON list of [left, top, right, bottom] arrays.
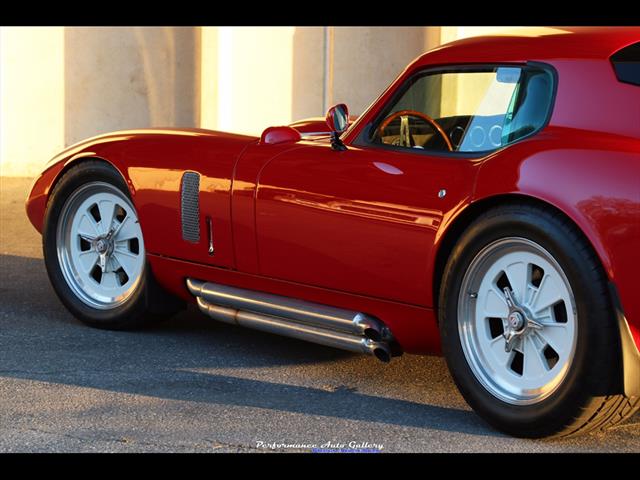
[[26, 27, 640, 438]]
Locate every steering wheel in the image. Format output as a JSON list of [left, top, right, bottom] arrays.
[[378, 110, 453, 151]]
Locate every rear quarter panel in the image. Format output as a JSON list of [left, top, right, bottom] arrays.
[[473, 128, 640, 349]]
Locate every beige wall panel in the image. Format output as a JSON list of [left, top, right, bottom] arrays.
[[64, 27, 199, 146], [3, 26, 538, 176], [291, 27, 325, 122], [331, 27, 426, 116], [0, 27, 65, 177]]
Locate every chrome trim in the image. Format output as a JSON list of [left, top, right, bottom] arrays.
[[186, 279, 387, 340], [206, 216, 214, 256], [186, 278, 395, 362], [299, 131, 332, 138]]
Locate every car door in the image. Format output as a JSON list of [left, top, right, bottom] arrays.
[[252, 65, 528, 306], [254, 141, 477, 306]]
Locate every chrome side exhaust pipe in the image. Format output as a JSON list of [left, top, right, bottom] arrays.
[[187, 279, 395, 363], [186, 279, 390, 342], [196, 298, 392, 362]]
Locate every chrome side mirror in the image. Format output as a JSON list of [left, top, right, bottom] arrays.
[[325, 103, 349, 151], [326, 103, 349, 133]]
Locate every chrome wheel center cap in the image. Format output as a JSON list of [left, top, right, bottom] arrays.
[[508, 311, 525, 331], [96, 239, 108, 254], [501, 288, 545, 353]]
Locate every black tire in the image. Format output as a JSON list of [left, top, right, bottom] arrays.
[[42, 160, 184, 330], [439, 202, 639, 438]]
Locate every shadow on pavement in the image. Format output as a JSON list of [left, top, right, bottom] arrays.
[[0, 253, 492, 436]]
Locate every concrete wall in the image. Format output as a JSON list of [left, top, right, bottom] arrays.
[[331, 27, 432, 116], [291, 27, 325, 122], [200, 27, 297, 136], [292, 27, 436, 122], [1, 26, 518, 177], [200, 26, 439, 136], [0, 27, 65, 177], [64, 27, 200, 146], [0, 26, 199, 177]]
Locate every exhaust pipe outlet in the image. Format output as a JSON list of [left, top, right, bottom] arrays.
[[373, 348, 391, 363], [353, 313, 382, 342], [360, 337, 392, 363]]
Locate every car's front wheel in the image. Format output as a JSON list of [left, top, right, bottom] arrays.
[[439, 203, 639, 437], [43, 160, 183, 329]]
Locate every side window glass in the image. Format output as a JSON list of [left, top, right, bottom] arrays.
[[610, 41, 640, 86], [368, 66, 554, 153]]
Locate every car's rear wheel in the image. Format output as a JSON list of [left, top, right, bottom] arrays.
[[439, 203, 639, 438], [457, 236, 578, 406], [43, 160, 184, 329]]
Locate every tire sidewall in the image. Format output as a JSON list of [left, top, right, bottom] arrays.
[[440, 207, 616, 436]]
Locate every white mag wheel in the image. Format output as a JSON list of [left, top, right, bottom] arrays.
[[56, 181, 145, 310], [457, 237, 578, 405]]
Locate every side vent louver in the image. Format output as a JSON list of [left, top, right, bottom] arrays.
[[181, 171, 200, 243]]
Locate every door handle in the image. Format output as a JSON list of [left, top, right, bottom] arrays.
[[206, 216, 214, 256]]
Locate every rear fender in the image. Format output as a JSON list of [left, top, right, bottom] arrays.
[[471, 129, 640, 356]]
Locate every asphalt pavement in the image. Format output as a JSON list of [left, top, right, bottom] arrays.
[[1, 176, 638, 453]]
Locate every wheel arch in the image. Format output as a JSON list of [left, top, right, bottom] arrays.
[[432, 192, 612, 315], [27, 154, 133, 234], [50, 154, 132, 205]]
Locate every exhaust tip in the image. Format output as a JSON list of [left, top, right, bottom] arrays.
[[373, 347, 391, 363], [355, 314, 387, 342], [363, 328, 382, 342], [186, 278, 205, 295]]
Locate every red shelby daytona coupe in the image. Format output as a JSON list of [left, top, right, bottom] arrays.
[[26, 27, 640, 438]]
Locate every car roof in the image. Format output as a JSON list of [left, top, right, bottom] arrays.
[[415, 27, 640, 67]]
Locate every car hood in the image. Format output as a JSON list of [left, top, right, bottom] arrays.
[[43, 127, 259, 171]]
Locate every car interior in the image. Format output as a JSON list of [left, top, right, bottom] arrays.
[[370, 68, 553, 154]]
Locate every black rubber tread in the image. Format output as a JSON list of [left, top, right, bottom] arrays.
[[42, 159, 184, 330], [439, 201, 638, 438], [564, 395, 640, 437]]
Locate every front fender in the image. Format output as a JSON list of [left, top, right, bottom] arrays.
[[26, 128, 258, 271], [26, 150, 116, 234]]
